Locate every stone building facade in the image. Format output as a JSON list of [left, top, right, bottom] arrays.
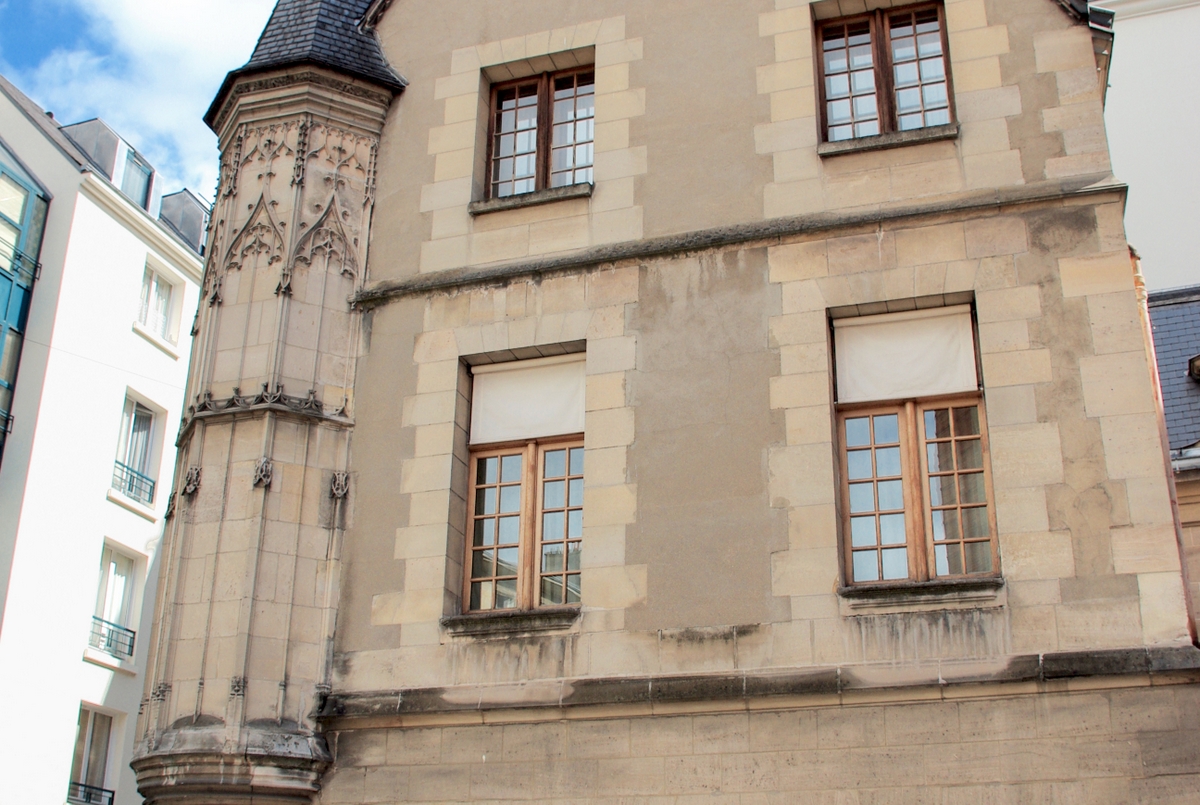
[[132, 0, 1200, 802]]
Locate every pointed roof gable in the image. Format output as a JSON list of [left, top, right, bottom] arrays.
[[205, 0, 405, 130]]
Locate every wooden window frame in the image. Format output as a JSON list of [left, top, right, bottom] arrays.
[[485, 67, 595, 201], [464, 434, 584, 613], [837, 393, 1000, 586], [815, 2, 956, 144]]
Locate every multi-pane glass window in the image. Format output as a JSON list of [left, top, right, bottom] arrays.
[[121, 151, 153, 209], [839, 398, 997, 584], [113, 397, 156, 505], [69, 706, 113, 804], [466, 440, 584, 611], [139, 268, 174, 341], [0, 160, 46, 465], [488, 69, 595, 200], [818, 4, 953, 143]]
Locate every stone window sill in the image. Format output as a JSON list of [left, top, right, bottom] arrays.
[[106, 488, 159, 522], [817, 123, 960, 158], [441, 607, 581, 637], [83, 646, 138, 676], [838, 576, 1004, 615], [132, 320, 180, 359], [468, 183, 593, 216]]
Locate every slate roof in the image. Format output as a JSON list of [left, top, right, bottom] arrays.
[[1148, 285, 1200, 451], [206, 0, 404, 129]]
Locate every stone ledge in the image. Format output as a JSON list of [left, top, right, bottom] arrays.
[[316, 645, 1200, 724], [441, 607, 581, 637], [817, 123, 960, 157], [354, 173, 1124, 308], [467, 183, 593, 216], [838, 577, 1005, 615]]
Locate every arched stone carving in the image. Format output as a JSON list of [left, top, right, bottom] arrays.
[[223, 193, 286, 273], [292, 194, 359, 281]]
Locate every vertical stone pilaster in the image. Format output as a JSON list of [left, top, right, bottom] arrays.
[[131, 67, 395, 805]]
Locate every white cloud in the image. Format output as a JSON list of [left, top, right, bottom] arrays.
[[13, 0, 276, 203]]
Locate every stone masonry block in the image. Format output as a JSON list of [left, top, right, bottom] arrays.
[[1058, 251, 1133, 298], [989, 423, 1064, 489], [1111, 525, 1183, 575], [955, 86, 1022, 123], [400, 454, 454, 494], [585, 407, 635, 449], [584, 483, 637, 526], [1138, 571, 1191, 645], [1034, 29, 1098, 74], [965, 217, 1028, 258], [781, 279, 827, 314], [770, 312, 828, 347], [995, 485, 1050, 534], [999, 531, 1075, 580], [587, 336, 637, 374], [582, 564, 646, 608], [413, 329, 458, 363], [769, 444, 838, 508], [1079, 352, 1156, 418], [587, 266, 639, 308], [976, 285, 1041, 323], [1087, 292, 1143, 355], [978, 320, 1030, 353], [895, 222, 966, 266], [770, 241, 828, 282], [772, 546, 839, 596], [981, 349, 1053, 387], [770, 372, 831, 410], [586, 372, 626, 411], [964, 149, 1025, 189], [1100, 414, 1168, 480]]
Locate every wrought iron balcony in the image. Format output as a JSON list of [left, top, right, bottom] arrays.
[[67, 782, 114, 805], [112, 461, 155, 505], [0, 240, 38, 286], [89, 616, 136, 659]]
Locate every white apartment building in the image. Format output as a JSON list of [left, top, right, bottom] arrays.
[[0, 74, 205, 805], [1103, 0, 1200, 290]]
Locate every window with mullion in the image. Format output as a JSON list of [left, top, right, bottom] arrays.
[[839, 396, 996, 585], [466, 438, 584, 612], [819, 3, 953, 143], [488, 69, 595, 200]]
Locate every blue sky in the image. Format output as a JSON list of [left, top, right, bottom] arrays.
[[0, 0, 275, 203]]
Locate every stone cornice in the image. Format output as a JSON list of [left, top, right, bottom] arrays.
[[208, 67, 396, 139], [354, 174, 1127, 309], [78, 173, 203, 282], [317, 644, 1200, 729]]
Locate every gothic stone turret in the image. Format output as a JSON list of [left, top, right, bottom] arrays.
[[131, 2, 403, 802]]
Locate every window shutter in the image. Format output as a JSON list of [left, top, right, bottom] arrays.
[[834, 305, 978, 403], [470, 354, 586, 444]]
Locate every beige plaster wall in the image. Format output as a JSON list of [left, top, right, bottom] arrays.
[[366, 0, 1111, 281], [313, 682, 1200, 803]]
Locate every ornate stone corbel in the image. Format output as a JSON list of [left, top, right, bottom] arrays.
[[253, 458, 274, 488], [207, 274, 223, 306], [275, 264, 293, 296], [194, 391, 217, 413], [255, 382, 284, 406], [230, 677, 246, 697], [331, 472, 349, 500], [182, 467, 202, 497], [164, 492, 177, 520]]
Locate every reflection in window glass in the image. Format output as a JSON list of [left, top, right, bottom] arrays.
[[122, 153, 153, 208], [0, 174, 28, 224]]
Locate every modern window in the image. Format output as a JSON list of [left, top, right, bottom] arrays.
[[68, 706, 114, 805], [0, 161, 46, 464], [120, 151, 153, 209], [465, 354, 586, 611], [138, 267, 174, 342], [817, 3, 953, 142], [113, 397, 156, 505], [90, 546, 137, 659], [487, 69, 595, 199], [833, 305, 998, 584]]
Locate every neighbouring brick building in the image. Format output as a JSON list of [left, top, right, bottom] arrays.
[[131, 0, 1200, 802]]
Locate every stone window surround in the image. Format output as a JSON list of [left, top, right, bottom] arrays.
[[419, 17, 646, 274]]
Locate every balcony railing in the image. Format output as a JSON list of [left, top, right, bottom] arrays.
[[0, 240, 38, 286], [67, 782, 114, 805], [89, 616, 135, 659], [112, 461, 155, 505]]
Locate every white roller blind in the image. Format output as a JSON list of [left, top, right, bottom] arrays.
[[834, 305, 978, 403], [470, 354, 586, 444]]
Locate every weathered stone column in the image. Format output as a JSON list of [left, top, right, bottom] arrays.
[[131, 5, 401, 800]]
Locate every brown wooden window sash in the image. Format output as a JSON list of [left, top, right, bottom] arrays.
[[486, 68, 595, 201], [465, 436, 584, 612], [816, 3, 955, 143], [838, 393, 999, 585]]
